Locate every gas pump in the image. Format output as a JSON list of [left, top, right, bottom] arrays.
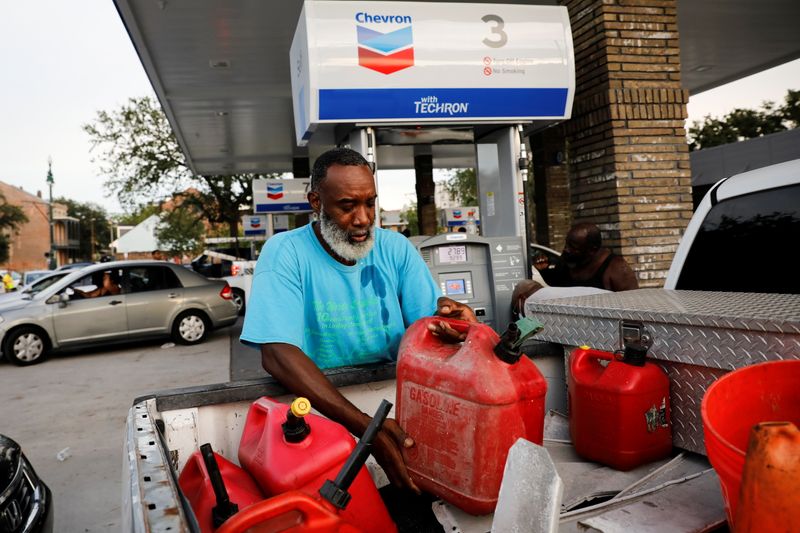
[[417, 233, 526, 332]]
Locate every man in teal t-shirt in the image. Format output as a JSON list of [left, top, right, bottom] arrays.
[[240, 148, 476, 495], [241, 219, 439, 369]]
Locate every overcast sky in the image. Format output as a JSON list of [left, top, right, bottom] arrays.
[[1, 1, 798, 215]]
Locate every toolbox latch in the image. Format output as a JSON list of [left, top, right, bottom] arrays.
[[619, 320, 653, 360]]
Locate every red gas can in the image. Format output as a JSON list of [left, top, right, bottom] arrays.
[[396, 317, 547, 515], [178, 448, 264, 533], [569, 346, 672, 471], [238, 397, 396, 533]]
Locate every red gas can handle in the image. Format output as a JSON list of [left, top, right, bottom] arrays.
[[571, 346, 616, 373], [215, 491, 362, 533], [430, 316, 473, 335], [421, 316, 498, 345]]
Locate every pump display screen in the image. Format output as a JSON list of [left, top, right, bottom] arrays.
[[445, 279, 466, 295], [438, 245, 467, 264]]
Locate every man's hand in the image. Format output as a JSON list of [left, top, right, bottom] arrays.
[[371, 418, 420, 494], [511, 280, 544, 317], [429, 296, 478, 342], [436, 296, 478, 322]]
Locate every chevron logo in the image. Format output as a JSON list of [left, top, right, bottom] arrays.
[[267, 183, 284, 200], [356, 24, 414, 75]]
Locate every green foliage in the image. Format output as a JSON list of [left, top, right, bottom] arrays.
[[0, 192, 28, 264], [115, 204, 161, 226], [155, 208, 205, 258], [55, 197, 111, 261], [443, 168, 478, 206], [399, 202, 420, 236], [84, 96, 276, 237], [781, 89, 800, 127], [688, 89, 799, 151]]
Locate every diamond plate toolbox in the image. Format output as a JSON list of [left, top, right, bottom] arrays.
[[526, 289, 800, 454]]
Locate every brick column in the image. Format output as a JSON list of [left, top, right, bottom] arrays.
[[540, 0, 693, 287], [530, 127, 571, 249]]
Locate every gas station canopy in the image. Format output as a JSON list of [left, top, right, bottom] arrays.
[[113, 0, 800, 175]]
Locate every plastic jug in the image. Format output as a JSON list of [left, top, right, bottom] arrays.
[[734, 421, 800, 533], [396, 317, 547, 515], [238, 397, 396, 533], [178, 445, 264, 533], [218, 400, 394, 533], [569, 346, 672, 471]]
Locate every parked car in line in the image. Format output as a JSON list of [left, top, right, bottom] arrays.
[[0, 434, 53, 532], [529, 243, 562, 287], [54, 262, 94, 272], [0, 261, 239, 366], [0, 270, 21, 291], [0, 272, 72, 305], [191, 250, 256, 315], [20, 270, 53, 287]]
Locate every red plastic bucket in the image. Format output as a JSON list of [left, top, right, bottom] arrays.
[[701, 360, 800, 527]]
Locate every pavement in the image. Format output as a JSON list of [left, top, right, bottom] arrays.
[[0, 326, 232, 532], [228, 318, 267, 381]]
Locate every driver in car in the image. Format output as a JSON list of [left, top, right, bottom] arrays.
[[73, 270, 121, 298]]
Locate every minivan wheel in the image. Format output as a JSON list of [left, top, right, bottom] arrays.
[[3, 327, 49, 366], [172, 310, 209, 345], [232, 289, 246, 316]]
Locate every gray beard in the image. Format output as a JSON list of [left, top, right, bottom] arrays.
[[318, 208, 375, 263]]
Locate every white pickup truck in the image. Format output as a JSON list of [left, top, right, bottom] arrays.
[[124, 160, 799, 532], [191, 250, 255, 315]]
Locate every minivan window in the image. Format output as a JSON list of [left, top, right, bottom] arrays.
[[676, 183, 800, 293]]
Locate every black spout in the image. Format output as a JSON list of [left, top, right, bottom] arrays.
[[320, 400, 392, 510], [282, 411, 311, 443], [494, 322, 522, 364], [199, 443, 239, 528]]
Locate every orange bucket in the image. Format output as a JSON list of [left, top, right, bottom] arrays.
[[700, 360, 800, 527]]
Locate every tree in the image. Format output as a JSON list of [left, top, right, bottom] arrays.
[[84, 96, 275, 239], [443, 168, 478, 206], [399, 202, 420, 236], [55, 198, 111, 261], [0, 192, 28, 264], [781, 89, 800, 127], [156, 208, 205, 258], [114, 204, 161, 226], [688, 89, 798, 151]]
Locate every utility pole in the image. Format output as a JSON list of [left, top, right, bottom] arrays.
[[90, 215, 95, 261], [46, 158, 56, 269]]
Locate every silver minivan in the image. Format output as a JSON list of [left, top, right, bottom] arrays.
[[0, 260, 239, 366]]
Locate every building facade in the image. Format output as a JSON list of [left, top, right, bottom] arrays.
[[0, 181, 80, 272]]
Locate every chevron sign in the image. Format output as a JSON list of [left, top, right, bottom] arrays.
[[356, 12, 414, 75]]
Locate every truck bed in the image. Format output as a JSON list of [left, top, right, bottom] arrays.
[[123, 362, 728, 532]]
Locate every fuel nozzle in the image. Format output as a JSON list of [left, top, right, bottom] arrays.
[[494, 316, 544, 364], [282, 397, 312, 443]]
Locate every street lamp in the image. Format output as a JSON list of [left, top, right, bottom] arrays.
[[46, 158, 56, 269]]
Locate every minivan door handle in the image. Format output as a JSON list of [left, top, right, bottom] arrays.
[[109, 300, 123, 306], [168, 293, 179, 299]]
